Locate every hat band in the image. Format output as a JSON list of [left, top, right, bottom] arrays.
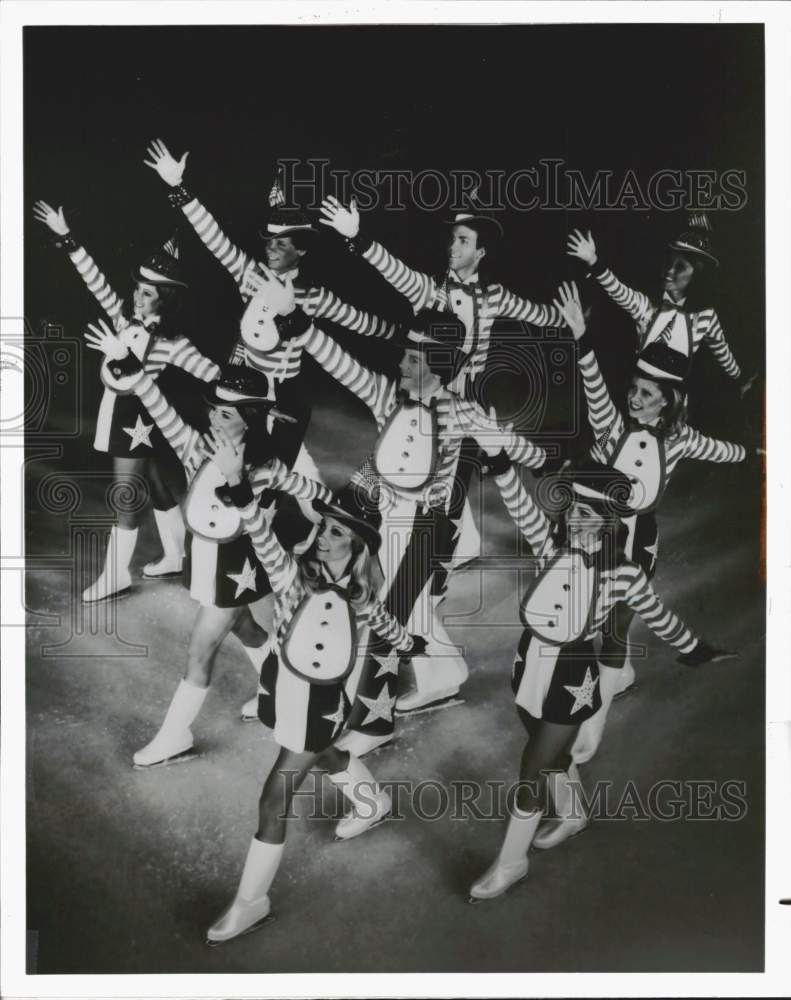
[[264, 222, 312, 235], [572, 482, 612, 503], [636, 358, 684, 382], [215, 386, 268, 404], [138, 265, 181, 285]]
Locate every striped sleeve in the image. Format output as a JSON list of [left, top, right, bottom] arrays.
[[301, 323, 391, 420], [180, 196, 250, 286], [111, 368, 202, 467], [681, 426, 746, 464], [68, 246, 126, 329], [491, 465, 552, 555], [595, 268, 653, 326], [700, 310, 742, 380], [621, 565, 698, 652], [266, 457, 334, 504], [459, 401, 546, 469], [238, 500, 297, 596], [367, 600, 415, 653], [303, 284, 398, 340], [578, 349, 623, 442], [494, 285, 564, 328], [168, 337, 221, 382], [362, 240, 437, 311]]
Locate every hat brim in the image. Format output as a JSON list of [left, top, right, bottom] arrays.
[[312, 499, 381, 554], [635, 358, 686, 384], [258, 225, 319, 240], [667, 240, 719, 267], [445, 215, 504, 238], [202, 386, 276, 410], [132, 267, 188, 289]]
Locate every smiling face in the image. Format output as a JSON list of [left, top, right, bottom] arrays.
[[398, 347, 435, 396], [628, 376, 666, 424], [315, 515, 355, 566], [209, 405, 247, 439], [567, 500, 607, 548], [447, 224, 485, 278], [663, 253, 696, 299], [264, 235, 306, 274], [133, 281, 161, 318]]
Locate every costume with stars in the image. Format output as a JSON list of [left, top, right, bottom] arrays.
[[346, 232, 564, 394], [587, 258, 741, 381], [101, 362, 331, 609], [165, 186, 399, 467], [54, 238, 220, 456], [233, 494, 416, 754], [492, 465, 703, 725], [294, 316, 546, 739]]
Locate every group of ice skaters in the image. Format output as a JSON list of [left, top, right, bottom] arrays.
[[33, 138, 761, 945]]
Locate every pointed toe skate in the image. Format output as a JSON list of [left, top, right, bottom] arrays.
[[335, 791, 391, 841], [532, 814, 589, 850], [142, 555, 184, 579], [468, 858, 529, 902], [206, 895, 272, 945], [240, 696, 259, 722], [133, 731, 194, 768], [395, 686, 460, 713]]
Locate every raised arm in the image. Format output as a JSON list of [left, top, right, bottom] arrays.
[[167, 338, 222, 382], [457, 401, 546, 470], [263, 457, 333, 505], [302, 283, 399, 341], [33, 201, 126, 329], [495, 286, 564, 329], [84, 320, 201, 466], [699, 310, 742, 381], [680, 426, 746, 464], [144, 139, 251, 287], [319, 197, 437, 311], [566, 229, 653, 326], [490, 461, 553, 555]]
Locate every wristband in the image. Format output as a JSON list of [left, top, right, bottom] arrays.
[[52, 232, 79, 253], [576, 331, 595, 360], [589, 257, 608, 279], [403, 634, 428, 659], [107, 352, 143, 378], [344, 232, 373, 256], [216, 477, 254, 509], [167, 185, 193, 208], [481, 448, 512, 476], [274, 306, 311, 341]]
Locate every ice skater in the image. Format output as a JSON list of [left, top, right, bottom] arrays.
[[200, 440, 425, 945], [87, 317, 331, 764], [33, 200, 221, 602]]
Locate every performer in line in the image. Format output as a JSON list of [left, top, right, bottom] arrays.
[[554, 281, 756, 769], [471, 456, 734, 902], [33, 200, 221, 603], [143, 140, 399, 475], [200, 443, 425, 945], [566, 215, 749, 388], [86, 318, 331, 765], [318, 192, 566, 569], [248, 270, 547, 749]]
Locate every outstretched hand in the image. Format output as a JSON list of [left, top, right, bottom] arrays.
[[33, 200, 70, 235], [83, 319, 129, 361], [144, 138, 189, 187], [566, 229, 598, 266], [319, 196, 360, 238], [552, 281, 586, 340], [204, 430, 246, 484]]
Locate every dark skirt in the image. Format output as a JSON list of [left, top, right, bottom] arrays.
[[511, 628, 602, 725], [96, 391, 169, 459]]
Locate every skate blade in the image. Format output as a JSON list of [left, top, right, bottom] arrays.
[[334, 813, 391, 842], [81, 586, 132, 605], [240, 714, 259, 724], [133, 748, 198, 770], [141, 570, 183, 580], [395, 696, 464, 718], [205, 913, 275, 947], [612, 682, 638, 702], [468, 874, 528, 904]]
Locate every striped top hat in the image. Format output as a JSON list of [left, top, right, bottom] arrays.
[[565, 460, 634, 518], [313, 469, 383, 554], [257, 165, 318, 241], [636, 341, 687, 384], [669, 212, 719, 267], [445, 184, 504, 238], [134, 235, 187, 287]]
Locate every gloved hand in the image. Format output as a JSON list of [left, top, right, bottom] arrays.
[[677, 640, 737, 667]]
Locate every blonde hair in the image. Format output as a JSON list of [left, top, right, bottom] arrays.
[[298, 532, 379, 610], [657, 384, 688, 440]]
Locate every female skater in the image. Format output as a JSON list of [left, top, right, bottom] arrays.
[[566, 216, 748, 388], [86, 318, 330, 765], [33, 199, 221, 602], [554, 281, 754, 766], [471, 454, 734, 901], [199, 437, 425, 944]]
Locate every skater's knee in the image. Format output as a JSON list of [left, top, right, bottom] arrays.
[[318, 746, 349, 775], [232, 611, 268, 647]]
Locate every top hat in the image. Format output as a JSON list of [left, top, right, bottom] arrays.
[[392, 308, 468, 354], [313, 471, 383, 554], [564, 460, 634, 518], [203, 364, 276, 410], [668, 212, 719, 267], [258, 166, 317, 240], [635, 341, 688, 384], [134, 235, 188, 287], [444, 185, 504, 238]]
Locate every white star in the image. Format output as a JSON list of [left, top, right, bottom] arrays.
[[322, 693, 347, 737], [122, 414, 154, 450], [226, 557, 258, 598], [373, 650, 399, 679], [358, 683, 396, 725], [643, 539, 659, 568], [449, 516, 464, 541], [564, 667, 600, 715]]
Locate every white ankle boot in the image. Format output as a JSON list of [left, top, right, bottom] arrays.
[[207, 838, 284, 945], [143, 506, 185, 578], [334, 728, 392, 758], [330, 756, 392, 840], [533, 764, 588, 850], [133, 679, 208, 767], [571, 663, 626, 765], [395, 606, 468, 712], [469, 808, 542, 902], [82, 525, 138, 603]]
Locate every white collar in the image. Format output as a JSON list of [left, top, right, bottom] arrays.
[[661, 292, 687, 309], [448, 268, 480, 285]]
